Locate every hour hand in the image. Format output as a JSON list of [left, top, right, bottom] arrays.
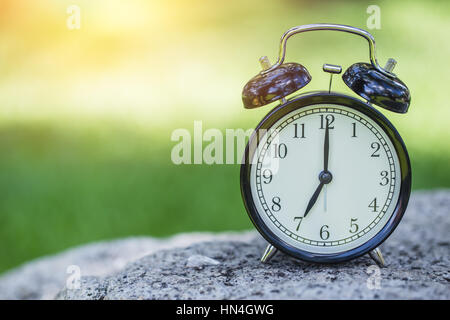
[[303, 181, 325, 217]]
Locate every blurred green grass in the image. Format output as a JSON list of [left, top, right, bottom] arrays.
[[0, 0, 449, 273]]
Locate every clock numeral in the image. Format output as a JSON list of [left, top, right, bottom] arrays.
[[320, 225, 330, 240], [271, 196, 281, 212], [368, 197, 379, 212], [349, 218, 359, 234], [262, 169, 273, 184], [371, 142, 381, 157], [351, 122, 357, 137], [293, 217, 303, 231], [273, 143, 287, 159], [293, 123, 305, 138], [380, 170, 389, 186], [320, 114, 335, 129]]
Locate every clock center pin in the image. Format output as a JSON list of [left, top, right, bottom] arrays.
[[319, 171, 333, 184]]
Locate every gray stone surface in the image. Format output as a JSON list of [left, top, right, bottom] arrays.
[[0, 232, 256, 299], [1, 191, 449, 300], [186, 255, 221, 269]]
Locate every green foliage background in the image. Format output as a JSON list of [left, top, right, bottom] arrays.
[[0, 0, 449, 273]]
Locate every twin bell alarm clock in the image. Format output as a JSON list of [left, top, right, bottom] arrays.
[[240, 24, 411, 266]]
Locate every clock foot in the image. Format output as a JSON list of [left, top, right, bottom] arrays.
[[368, 247, 386, 267], [260, 244, 278, 263]]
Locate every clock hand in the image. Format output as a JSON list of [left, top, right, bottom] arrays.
[[323, 118, 330, 212], [324, 118, 330, 171], [304, 118, 333, 218], [303, 181, 325, 217]]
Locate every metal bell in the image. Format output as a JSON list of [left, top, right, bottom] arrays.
[[242, 62, 311, 109], [342, 62, 411, 113]]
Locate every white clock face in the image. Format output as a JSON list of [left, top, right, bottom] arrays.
[[249, 104, 401, 254]]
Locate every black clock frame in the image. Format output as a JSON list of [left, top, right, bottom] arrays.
[[240, 91, 411, 263]]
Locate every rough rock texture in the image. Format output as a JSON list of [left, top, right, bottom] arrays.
[[1, 191, 449, 300], [0, 232, 256, 299]]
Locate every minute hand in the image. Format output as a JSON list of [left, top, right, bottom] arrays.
[[324, 120, 329, 171]]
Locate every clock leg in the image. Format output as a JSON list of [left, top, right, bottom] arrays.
[[260, 244, 278, 263], [368, 247, 386, 267]]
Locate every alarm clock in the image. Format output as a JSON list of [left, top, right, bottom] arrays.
[[240, 24, 411, 266]]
